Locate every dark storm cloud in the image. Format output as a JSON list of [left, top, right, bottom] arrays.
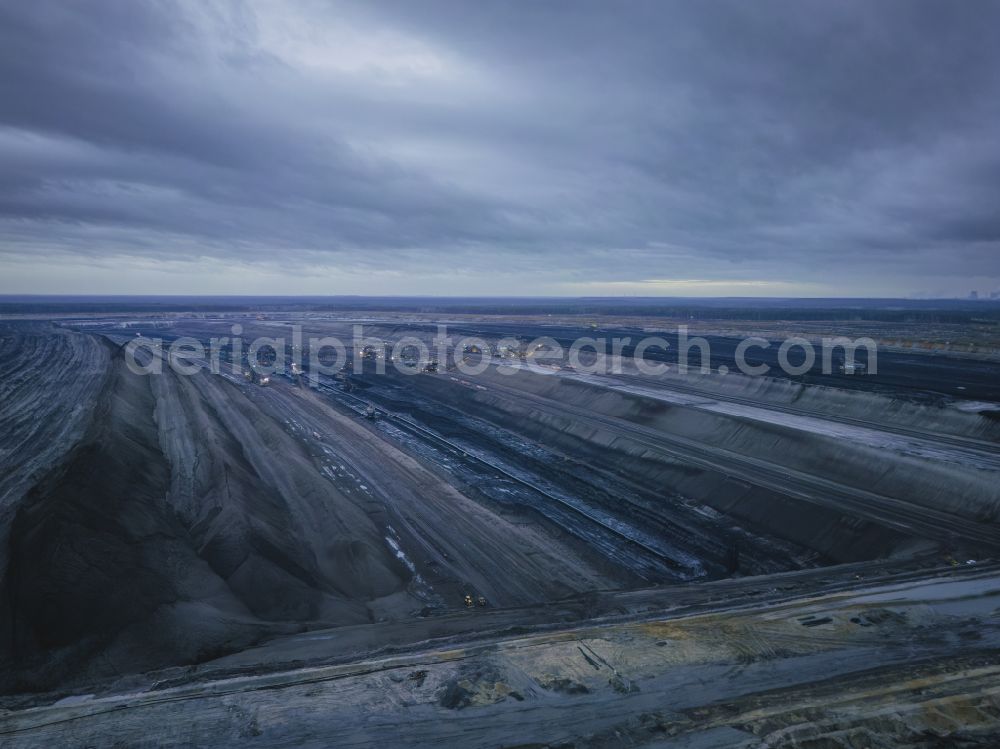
[[1, 0, 999, 293]]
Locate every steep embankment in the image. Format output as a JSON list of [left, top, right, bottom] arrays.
[[0, 341, 414, 692], [642, 365, 1000, 442], [149, 364, 410, 621], [3, 350, 260, 690], [0, 326, 110, 583], [412, 367, 1000, 562]]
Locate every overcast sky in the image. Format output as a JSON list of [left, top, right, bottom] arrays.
[[1, 1, 998, 297]]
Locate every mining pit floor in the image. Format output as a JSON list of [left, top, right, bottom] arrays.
[[1, 314, 999, 747]]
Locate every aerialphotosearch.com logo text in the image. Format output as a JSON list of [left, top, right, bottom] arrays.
[[124, 324, 878, 384]]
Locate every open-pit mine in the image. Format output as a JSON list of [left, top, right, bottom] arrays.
[[1, 298, 999, 748]]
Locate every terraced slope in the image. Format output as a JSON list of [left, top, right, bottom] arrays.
[[0, 325, 110, 575], [0, 336, 415, 689], [0, 330, 623, 690]]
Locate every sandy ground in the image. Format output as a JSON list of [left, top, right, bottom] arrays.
[[252, 383, 622, 606], [1, 563, 997, 748]]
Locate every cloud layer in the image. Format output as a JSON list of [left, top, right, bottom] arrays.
[[1, 0, 999, 295]]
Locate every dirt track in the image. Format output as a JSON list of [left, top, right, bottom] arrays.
[[2, 563, 998, 748]]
